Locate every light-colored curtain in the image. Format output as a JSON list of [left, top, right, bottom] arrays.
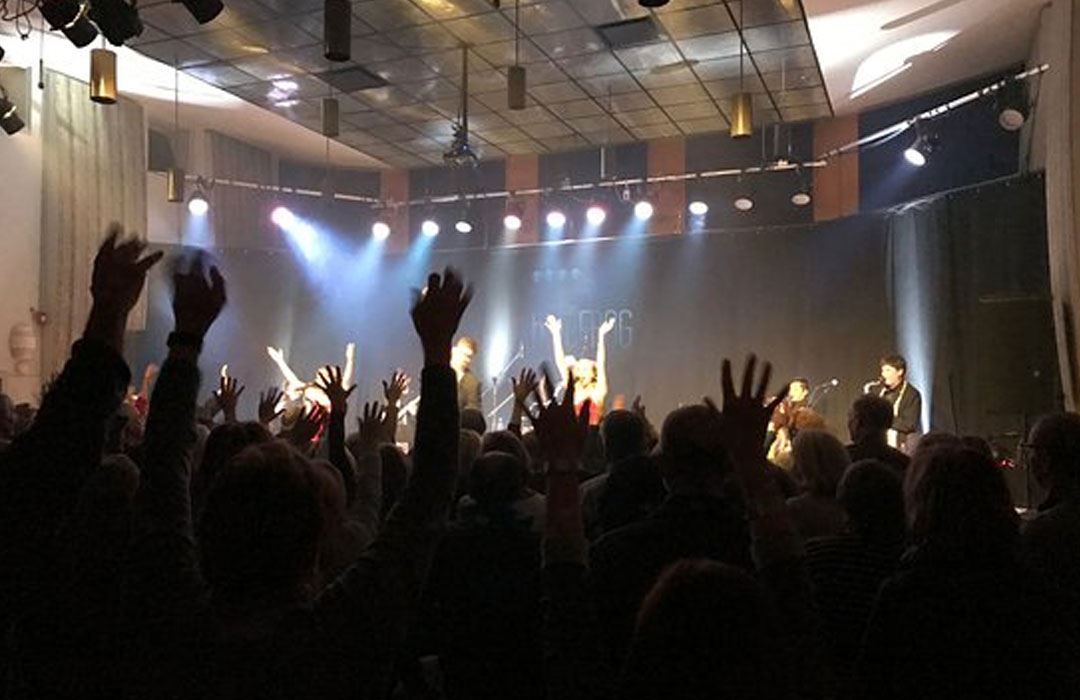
[[208, 130, 274, 249], [40, 69, 147, 378]]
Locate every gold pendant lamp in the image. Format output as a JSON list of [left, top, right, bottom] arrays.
[[729, 0, 752, 138]]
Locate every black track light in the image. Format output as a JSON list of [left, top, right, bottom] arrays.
[[996, 79, 1028, 132], [324, 0, 351, 62], [89, 0, 144, 45], [0, 89, 25, 135], [40, 0, 99, 48], [178, 0, 224, 25], [639, 0, 670, 6]]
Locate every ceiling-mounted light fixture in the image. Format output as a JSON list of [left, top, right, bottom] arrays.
[[88, 0, 144, 45], [167, 60, 185, 202], [322, 96, 339, 137], [996, 78, 1028, 131], [324, 0, 351, 62], [638, 0, 669, 7], [177, 0, 224, 25], [372, 221, 391, 240], [188, 176, 212, 215], [0, 87, 25, 135], [730, 0, 753, 138], [507, 0, 525, 110], [903, 123, 937, 167], [733, 177, 754, 211], [688, 200, 709, 216], [585, 204, 607, 226], [40, 0, 99, 47], [445, 44, 479, 166], [791, 165, 812, 206], [89, 46, 117, 104], [633, 200, 654, 221]]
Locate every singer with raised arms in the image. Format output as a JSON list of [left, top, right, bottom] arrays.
[[863, 353, 923, 453]]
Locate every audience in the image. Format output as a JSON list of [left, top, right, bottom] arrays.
[[786, 429, 850, 539], [1022, 412, 1080, 595], [846, 394, 910, 473], [1, 229, 1079, 700]]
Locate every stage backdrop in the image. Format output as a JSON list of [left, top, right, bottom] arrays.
[[129, 173, 1056, 442]]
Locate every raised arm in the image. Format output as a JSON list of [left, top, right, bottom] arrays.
[[267, 346, 305, 392], [0, 227, 159, 625], [127, 251, 227, 643], [509, 367, 538, 436], [595, 316, 615, 398], [381, 370, 410, 444], [545, 315, 569, 386], [315, 364, 358, 504], [343, 342, 356, 388], [313, 269, 471, 698]]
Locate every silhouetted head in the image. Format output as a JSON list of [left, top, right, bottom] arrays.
[[658, 405, 728, 495], [1027, 413, 1080, 499], [482, 429, 529, 476], [848, 395, 894, 444], [468, 451, 527, 514], [792, 430, 850, 498], [623, 558, 784, 700], [198, 421, 274, 493], [600, 409, 647, 464], [909, 446, 1018, 562], [461, 408, 487, 435], [379, 443, 409, 520], [199, 441, 322, 607], [838, 459, 904, 545]]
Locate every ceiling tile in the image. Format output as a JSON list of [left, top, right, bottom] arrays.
[[377, 123, 424, 140], [415, 119, 458, 138], [185, 63, 262, 88], [421, 48, 494, 79], [354, 0, 433, 31], [633, 65, 700, 89], [502, 140, 548, 154], [522, 121, 573, 139], [692, 56, 742, 82], [679, 116, 726, 134], [531, 27, 605, 59], [211, 0, 279, 29], [469, 112, 511, 131], [658, 5, 735, 40], [134, 39, 217, 67], [580, 72, 650, 96], [412, 0, 497, 20], [237, 19, 320, 50], [630, 123, 680, 140], [140, 4, 211, 37], [541, 134, 591, 151], [231, 54, 307, 81], [556, 99, 604, 118], [665, 101, 720, 121], [616, 108, 669, 128], [529, 81, 587, 103], [752, 45, 819, 74], [368, 57, 438, 82], [613, 41, 682, 73], [676, 32, 741, 62], [463, 69, 509, 93], [273, 44, 334, 72], [780, 104, 832, 122], [572, 0, 647, 26], [566, 114, 622, 133], [184, 29, 265, 61], [761, 68, 821, 93], [704, 75, 767, 99], [582, 127, 634, 145], [356, 84, 423, 108], [475, 126, 530, 143], [443, 11, 516, 44], [735, 0, 802, 28], [494, 104, 555, 124], [385, 101, 445, 122], [475, 90, 512, 111], [343, 110, 398, 128], [772, 86, 828, 108], [501, 1, 585, 35], [472, 39, 548, 67], [742, 20, 810, 54], [349, 36, 408, 63], [557, 53, 624, 81], [648, 82, 709, 106], [387, 23, 461, 51], [605, 91, 655, 112]]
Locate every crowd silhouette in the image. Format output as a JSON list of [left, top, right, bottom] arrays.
[[1, 228, 1079, 700]]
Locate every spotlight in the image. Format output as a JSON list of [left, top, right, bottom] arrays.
[[271, 206, 295, 227], [372, 221, 391, 240], [791, 191, 811, 207], [733, 195, 754, 212], [324, 0, 352, 62], [421, 219, 440, 237], [455, 220, 473, 234], [688, 200, 709, 216], [546, 210, 566, 228], [586, 205, 607, 226], [188, 178, 211, 215], [903, 133, 936, 167], [996, 79, 1028, 132], [633, 200, 654, 221], [639, 0, 669, 6], [177, 0, 224, 24], [0, 91, 25, 135], [40, 0, 99, 47], [504, 213, 522, 231], [88, 0, 144, 45]]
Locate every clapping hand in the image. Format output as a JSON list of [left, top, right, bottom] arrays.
[[382, 370, 410, 406], [315, 365, 356, 416], [258, 387, 285, 426], [411, 268, 472, 366], [213, 375, 244, 423]]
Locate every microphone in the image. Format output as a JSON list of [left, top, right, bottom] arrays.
[[863, 379, 883, 394]]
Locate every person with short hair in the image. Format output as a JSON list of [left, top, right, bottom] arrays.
[[1022, 412, 1080, 594], [847, 395, 910, 473], [865, 354, 922, 452], [451, 335, 482, 413]]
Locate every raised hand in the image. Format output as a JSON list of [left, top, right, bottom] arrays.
[[213, 375, 244, 423], [527, 369, 589, 468], [598, 315, 616, 336], [705, 355, 787, 495], [172, 251, 227, 340], [411, 268, 472, 366], [266, 347, 285, 363], [315, 364, 356, 415], [512, 367, 538, 407], [258, 387, 285, 426], [289, 403, 326, 447], [357, 400, 386, 450], [91, 225, 164, 314], [382, 370, 410, 406], [544, 314, 562, 335]]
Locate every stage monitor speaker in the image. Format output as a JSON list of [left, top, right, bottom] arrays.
[[974, 296, 1061, 418]]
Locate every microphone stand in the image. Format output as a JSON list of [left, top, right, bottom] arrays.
[[485, 344, 525, 425], [808, 380, 839, 410]]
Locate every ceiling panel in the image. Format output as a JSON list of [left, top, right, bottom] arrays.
[[129, 0, 831, 167]]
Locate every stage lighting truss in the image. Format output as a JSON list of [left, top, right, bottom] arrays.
[[903, 124, 937, 168]]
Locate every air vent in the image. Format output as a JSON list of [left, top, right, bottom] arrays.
[[595, 16, 664, 50], [316, 66, 388, 93]]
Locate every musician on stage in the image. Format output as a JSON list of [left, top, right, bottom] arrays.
[[865, 353, 922, 452], [451, 336, 482, 412], [767, 378, 818, 466]]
